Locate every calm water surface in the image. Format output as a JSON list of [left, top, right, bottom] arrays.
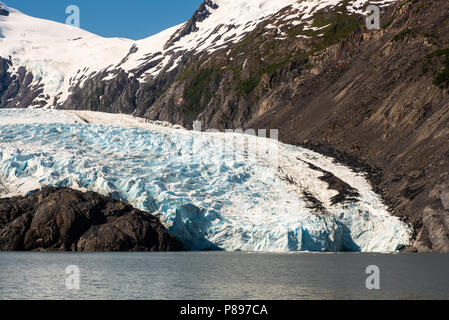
[[0, 252, 448, 300]]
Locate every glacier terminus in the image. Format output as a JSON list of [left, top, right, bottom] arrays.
[[0, 109, 411, 252]]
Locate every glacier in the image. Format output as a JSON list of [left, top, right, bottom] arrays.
[[0, 109, 411, 252]]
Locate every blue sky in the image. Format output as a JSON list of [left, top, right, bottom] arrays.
[[4, 0, 203, 40]]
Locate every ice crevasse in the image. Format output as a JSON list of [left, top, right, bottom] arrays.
[[0, 109, 412, 252]]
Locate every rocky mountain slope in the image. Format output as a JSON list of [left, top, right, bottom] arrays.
[[0, 0, 448, 251], [0, 187, 184, 251]]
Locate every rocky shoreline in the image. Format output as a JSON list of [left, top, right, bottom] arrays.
[[0, 187, 184, 252]]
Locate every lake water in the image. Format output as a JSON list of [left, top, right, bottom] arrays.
[[0, 252, 448, 300]]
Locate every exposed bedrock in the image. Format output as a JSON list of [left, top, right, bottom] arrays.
[[0, 187, 184, 252], [0, 3, 9, 17]]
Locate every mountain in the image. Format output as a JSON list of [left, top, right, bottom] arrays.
[[0, 0, 448, 252]]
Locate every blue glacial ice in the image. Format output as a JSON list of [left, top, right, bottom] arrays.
[[0, 109, 412, 252]]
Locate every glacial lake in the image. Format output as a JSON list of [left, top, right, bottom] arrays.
[[0, 252, 448, 300]]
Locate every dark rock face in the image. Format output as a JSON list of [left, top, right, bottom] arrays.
[[0, 57, 45, 108], [0, 5, 8, 16], [0, 187, 184, 252], [249, 1, 449, 252], [1, 0, 449, 252], [164, 0, 219, 49]]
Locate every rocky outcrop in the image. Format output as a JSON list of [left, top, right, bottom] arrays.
[[139, 0, 449, 252], [0, 187, 184, 251]]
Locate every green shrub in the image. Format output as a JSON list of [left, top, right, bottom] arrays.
[[426, 48, 449, 88]]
